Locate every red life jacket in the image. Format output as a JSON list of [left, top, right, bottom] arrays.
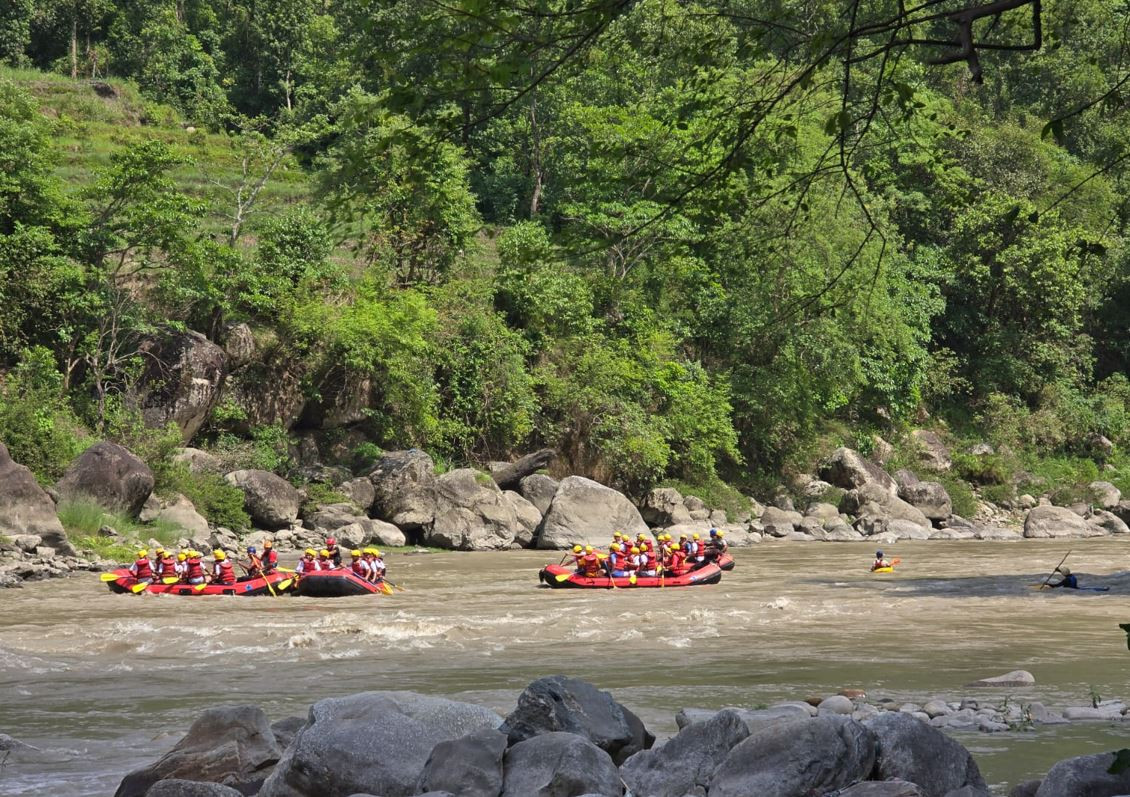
[[214, 560, 235, 584], [262, 549, 278, 570], [157, 556, 175, 576], [669, 549, 687, 570], [133, 558, 153, 579], [351, 559, 366, 576], [185, 557, 204, 580], [643, 549, 657, 569], [582, 553, 601, 575], [609, 551, 626, 570], [317, 557, 333, 570]]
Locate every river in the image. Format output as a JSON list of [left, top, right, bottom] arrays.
[[2, 539, 1129, 796]]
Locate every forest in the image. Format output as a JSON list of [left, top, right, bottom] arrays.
[[3, 0, 1130, 513]]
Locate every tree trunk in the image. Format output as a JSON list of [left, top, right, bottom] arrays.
[[490, 448, 556, 490], [70, 17, 78, 80]]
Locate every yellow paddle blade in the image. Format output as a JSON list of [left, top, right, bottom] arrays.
[[629, 573, 637, 585], [100, 572, 122, 582], [130, 581, 149, 593], [380, 582, 394, 595], [162, 576, 180, 584], [193, 582, 209, 592], [555, 571, 574, 582], [277, 579, 293, 591], [276, 566, 297, 573]]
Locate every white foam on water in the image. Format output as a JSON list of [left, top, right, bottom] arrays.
[[765, 597, 792, 610], [663, 637, 692, 648]]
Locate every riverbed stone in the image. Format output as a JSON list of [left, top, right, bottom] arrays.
[[536, 477, 649, 549], [621, 708, 749, 797], [1024, 505, 1089, 538], [224, 470, 300, 529], [708, 716, 877, 797], [416, 727, 507, 797], [1088, 509, 1130, 535], [964, 670, 1035, 688], [864, 712, 988, 797], [258, 691, 502, 797], [840, 782, 925, 796], [518, 474, 559, 516], [369, 449, 437, 530], [1009, 781, 1041, 797], [1034, 751, 1130, 796], [821, 447, 899, 497], [501, 675, 653, 765], [55, 441, 154, 517], [501, 732, 621, 797], [114, 704, 281, 797], [761, 506, 803, 535], [1088, 480, 1122, 509], [973, 525, 1022, 540], [899, 481, 953, 522], [922, 700, 951, 718], [145, 782, 245, 797], [674, 703, 813, 731], [889, 519, 933, 540], [818, 695, 855, 715]]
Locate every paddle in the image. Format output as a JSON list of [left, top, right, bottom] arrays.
[[603, 559, 618, 590], [276, 578, 293, 591], [161, 576, 180, 585], [130, 581, 150, 593], [1039, 550, 1072, 590], [264, 572, 278, 597], [378, 581, 394, 595], [194, 581, 210, 592], [383, 578, 406, 592], [100, 572, 123, 582], [555, 570, 574, 582]]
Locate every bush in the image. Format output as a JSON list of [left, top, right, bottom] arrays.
[[661, 478, 749, 520], [936, 474, 978, 518], [161, 465, 250, 530], [980, 483, 1015, 507], [300, 481, 347, 515], [952, 452, 1010, 485], [58, 498, 181, 550]]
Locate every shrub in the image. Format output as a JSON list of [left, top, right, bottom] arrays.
[[160, 465, 250, 530], [661, 478, 749, 520], [300, 481, 348, 515], [936, 474, 978, 518], [980, 483, 1015, 507], [58, 498, 182, 552], [350, 442, 383, 472], [952, 452, 1010, 485]]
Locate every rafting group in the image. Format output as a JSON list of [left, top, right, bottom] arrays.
[[102, 536, 396, 597], [539, 529, 733, 589]]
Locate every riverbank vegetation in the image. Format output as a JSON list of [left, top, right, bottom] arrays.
[[3, 0, 1130, 510]]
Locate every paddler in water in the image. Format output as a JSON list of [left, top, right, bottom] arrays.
[[1047, 566, 1079, 589], [871, 550, 892, 571], [129, 549, 154, 585]]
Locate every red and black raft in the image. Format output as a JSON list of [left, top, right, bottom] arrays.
[[104, 568, 292, 596], [715, 552, 735, 571], [539, 562, 723, 589], [293, 569, 386, 597]]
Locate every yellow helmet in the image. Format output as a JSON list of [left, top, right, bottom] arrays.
[[155, 547, 165, 555], [304, 548, 316, 556], [351, 549, 362, 557], [137, 549, 148, 558], [372, 550, 382, 557], [610, 543, 621, 551], [637, 533, 647, 540], [319, 549, 330, 557], [613, 532, 622, 539], [213, 549, 226, 560], [692, 533, 700, 540], [177, 552, 187, 561], [630, 546, 640, 553], [573, 544, 583, 553], [584, 545, 594, 553], [717, 531, 725, 537]]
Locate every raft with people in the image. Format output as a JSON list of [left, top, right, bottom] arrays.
[[539, 529, 730, 589], [103, 567, 293, 596], [539, 561, 723, 589]]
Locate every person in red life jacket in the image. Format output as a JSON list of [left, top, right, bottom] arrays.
[[184, 550, 206, 585], [569, 544, 585, 572], [154, 548, 176, 581], [640, 542, 658, 576], [368, 548, 387, 581], [174, 551, 188, 580], [211, 549, 236, 585], [325, 537, 342, 568], [581, 545, 604, 577], [626, 545, 642, 573], [690, 533, 706, 564], [350, 549, 370, 579], [607, 543, 629, 577], [260, 539, 279, 574], [668, 543, 688, 574], [317, 548, 335, 570], [295, 548, 317, 575], [245, 546, 263, 577], [129, 549, 154, 584]]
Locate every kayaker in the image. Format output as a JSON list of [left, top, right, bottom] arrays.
[[296, 548, 318, 575], [184, 550, 206, 585], [129, 549, 154, 584], [325, 537, 342, 568], [607, 543, 629, 577], [350, 549, 370, 578], [871, 551, 892, 571], [154, 548, 176, 580], [317, 548, 335, 570], [211, 549, 236, 585], [260, 539, 278, 574], [245, 545, 263, 577], [1048, 566, 1079, 589]]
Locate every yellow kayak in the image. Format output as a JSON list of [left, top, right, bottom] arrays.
[[871, 566, 894, 574]]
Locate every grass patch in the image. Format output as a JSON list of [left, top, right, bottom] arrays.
[[57, 498, 182, 545], [301, 481, 349, 515], [70, 535, 139, 564], [160, 465, 250, 530], [661, 477, 749, 520]]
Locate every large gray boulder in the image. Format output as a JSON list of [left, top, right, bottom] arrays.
[[640, 487, 693, 527], [911, 430, 952, 471], [258, 691, 502, 797], [760, 506, 803, 536], [864, 712, 988, 797], [1023, 505, 1089, 538], [536, 476, 649, 549], [145, 782, 245, 797], [338, 477, 376, 513], [1089, 509, 1130, 535], [1088, 481, 1121, 509], [501, 675, 653, 765], [136, 330, 227, 443], [843, 482, 932, 529], [503, 490, 542, 547], [114, 705, 281, 797], [708, 715, 877, 797], [335, 519, 406, 549], [222, 350, 307, 434], [224, 470, 300, 529], [172, 447, 222, 474], [1034, 751, 1130, 796], [55, 441, 154, 517], [518, 474, 559, 516], [820, 447, 898, 498], [369, 449, 437, 530], [621, 708, 749, 797], [157, 494, 210, 537], [416, 727, 507, 797], [0, 443, 74, 555], [501, 732, 621, 797], [898, 481, 953, 522], [425, 469, 523, 550]]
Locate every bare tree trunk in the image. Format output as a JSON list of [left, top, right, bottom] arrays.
[[70, 17, 78, 80], [529, 91, 543, 217]]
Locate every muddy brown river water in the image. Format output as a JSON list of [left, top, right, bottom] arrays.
[[2, 539, 1130, 795]]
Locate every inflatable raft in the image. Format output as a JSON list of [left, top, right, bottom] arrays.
[[715, 553, 735, 571], [293, 570, 386, 597], [539, 562, 723, 589], [104, 568, 292, 596]]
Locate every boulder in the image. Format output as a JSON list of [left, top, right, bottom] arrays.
[[145, 782, 244, 797], [417, 727, 507, 797], [503, 490, 542, 547], [805, 502, 841, 523], [1024, 506, 1089, 538], [338, 478, 376, 513], [760, 506, 803, 536], [536, 477, 649, 549], [674, 703, 815, 731], [157, 494, 210, 537], [684, 495, 711, 520], [426, 469, 523, 551], [821, 447, 898, 498], [708, 715, 877, 797], [258, 691, 502, 797], [894, 469, 921, 488], [640, 487, 693, 527], [839, 782, 925, 796], [223, 350, 307, 434], [0, 443, 74, 555], [818, 695, 855, 715], [500, 732, 621, 797], [1089, 509, 1130, 536], [55, 441, 154, 517], [224, 470, 300, 529], [518, 474, 559, 516], [172, 448, 223, 474], [899, 481, 953, 522], [912, 429, 952, 471], [490, 448, 556, 491], [964, 670, 1035, 688], [114, 705, 281, 797], [1034, 752, 1130, 796], [621, 709, 750, 797], [136, 330, 227, 443], [889, 519, 933, 540], [369, 450, 437, 530], [304, 504, 366, 531], [501, 675, 653, 765], [223, 322, 256, 367], [864, 712, 988, 797], [802, 479, 836, 499], [269, 716, 305, 752], [336, 519, 406, 549], [1088, 480, 1121, 509]]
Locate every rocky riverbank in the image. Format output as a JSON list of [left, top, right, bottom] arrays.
[[3, 675, 1113, 796], [4, 434, 1130, 588]]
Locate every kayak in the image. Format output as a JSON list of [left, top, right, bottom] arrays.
[[539, 563, 723, 589], [104, 568, 292, 596], [715, 553, 735, 571], [293, 569, 386, 597], [871, 566, 895, 574]]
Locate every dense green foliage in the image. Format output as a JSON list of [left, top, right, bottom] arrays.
[[3, 0, 1130, 499]]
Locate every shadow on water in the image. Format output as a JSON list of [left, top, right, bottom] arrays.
[[817, 570, 1130, 599]]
